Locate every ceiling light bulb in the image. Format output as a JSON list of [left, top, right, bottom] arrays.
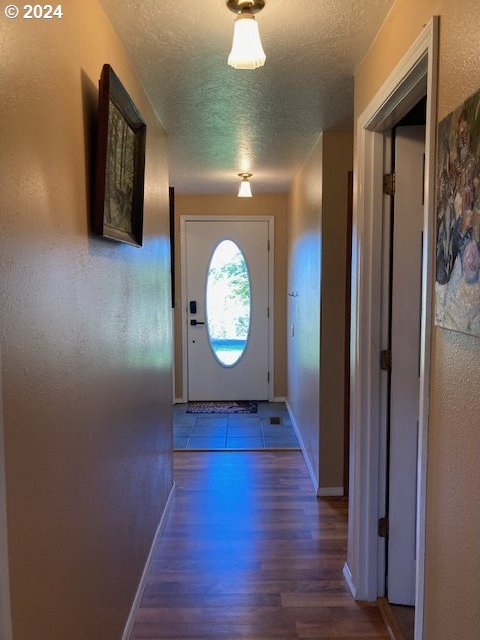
[[228, 14, 266, 69], [237, 173, 253, 197]]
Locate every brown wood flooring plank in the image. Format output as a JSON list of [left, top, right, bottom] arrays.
[[130, 452, 388, 640]]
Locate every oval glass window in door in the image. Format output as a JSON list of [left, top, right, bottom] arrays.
[[206, 240, 251, 367]]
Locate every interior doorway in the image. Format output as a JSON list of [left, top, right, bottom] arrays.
[[345, 18, 438, 640], [380, 108, 426, 638]]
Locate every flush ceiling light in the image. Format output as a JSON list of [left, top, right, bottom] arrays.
[[237, 172, 253, 197], [227, 0, 266, 69]]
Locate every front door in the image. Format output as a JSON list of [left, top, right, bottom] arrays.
[[184, 218, 270, 401]]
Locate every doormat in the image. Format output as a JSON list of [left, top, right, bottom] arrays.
[[186, 401, 258, 414]]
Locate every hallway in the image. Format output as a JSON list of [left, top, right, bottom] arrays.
[[130, 452, 388, 639]]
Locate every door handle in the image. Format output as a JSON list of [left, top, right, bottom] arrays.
[[190, 319, 205, 326]]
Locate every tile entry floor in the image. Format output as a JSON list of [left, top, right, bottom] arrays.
[[174, 401, 301, 450]]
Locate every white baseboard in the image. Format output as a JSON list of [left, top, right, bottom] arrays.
[[121, 483, 176, 640], [343, 562, 357, 599], [317, 486, 344, 497], [285, 400, 319, 494], [174, 398, 185, 405], [273, 396, 287, 403]]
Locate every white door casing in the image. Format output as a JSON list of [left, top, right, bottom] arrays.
[[388, 125, 425, 606], [180, 216, 274, 402], [345, 18, 438, 640]]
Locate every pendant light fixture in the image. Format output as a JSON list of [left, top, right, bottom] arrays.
[[227, 0, 266, 70], [237, 172, 253, 197]]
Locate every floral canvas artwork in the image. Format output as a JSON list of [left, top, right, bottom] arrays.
[[435, 88, 480, 337]]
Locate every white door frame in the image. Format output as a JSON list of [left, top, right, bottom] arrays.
[[344, 17, 438, 640], [180, 215, 275, 403], [0, 356, 13, 640]]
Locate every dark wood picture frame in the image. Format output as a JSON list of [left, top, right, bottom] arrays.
[[94, 64, 146, 247]]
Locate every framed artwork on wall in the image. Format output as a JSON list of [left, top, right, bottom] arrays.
[[94, 64, 146, 247], [435, 87, 480, 337]]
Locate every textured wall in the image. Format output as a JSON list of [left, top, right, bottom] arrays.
[[287, 133, 353, 492], [287, 138, 323, 486], [174, 194, 288, 399], [355, 1, 480, 638], [0, 1, 173, 639]]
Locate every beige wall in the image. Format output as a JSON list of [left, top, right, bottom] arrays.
[[355, 2, 480, 638], [0, 1, 173, 639], [174, 194, 288, 399], [320, 132, 353, 490], [287, 133, 352, 491], [287, 138, 323, 485]]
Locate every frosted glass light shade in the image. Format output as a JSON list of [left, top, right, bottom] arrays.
[[238, 179, 253, 197], [228, 15, 266, 70]]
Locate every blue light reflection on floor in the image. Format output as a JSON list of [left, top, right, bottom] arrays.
[[176, 453, 263, 555]]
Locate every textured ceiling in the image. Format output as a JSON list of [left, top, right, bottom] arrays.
[[99, 0, 394, 194]]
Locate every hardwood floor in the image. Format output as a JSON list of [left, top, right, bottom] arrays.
[[131, 452, 389, 639]]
